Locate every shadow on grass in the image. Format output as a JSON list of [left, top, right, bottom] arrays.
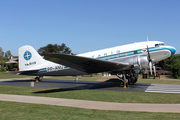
[[34, 88, 78, 93], [104, 79, 121, 82], [164, 75, 173, 79], [33, 78, 122, 94]]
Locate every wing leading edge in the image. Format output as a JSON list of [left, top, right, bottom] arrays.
[[45, 53, 129, 73]]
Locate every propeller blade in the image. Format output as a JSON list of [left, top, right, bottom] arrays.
[[146, 36, 151, 61], [153, 65, 156, 76], [147, 36, 153, 75], [149, 61, 153, 75]]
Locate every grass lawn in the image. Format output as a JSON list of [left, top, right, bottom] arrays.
[[44, 76, 110, 81], [0, 85, 180, 104], [0, 101, 180, 120], [0, 72, 29, 79], [137, 79, 180, 85]]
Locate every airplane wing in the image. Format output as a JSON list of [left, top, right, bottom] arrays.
[[45, 53, 129, 73]]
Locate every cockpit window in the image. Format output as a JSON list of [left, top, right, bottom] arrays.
[[159, 43, 165, 46], [155, 44, 159, 47], [155, 43, 165, 47]]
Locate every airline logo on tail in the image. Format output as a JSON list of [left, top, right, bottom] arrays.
[[24, 51, 32, 61]]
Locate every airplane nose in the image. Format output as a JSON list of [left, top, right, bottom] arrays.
[[169, 47, 176, 55]]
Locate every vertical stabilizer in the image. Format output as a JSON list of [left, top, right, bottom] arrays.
[[18, 45, 45, 71]]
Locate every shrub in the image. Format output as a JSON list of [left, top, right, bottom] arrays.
[[0, 67, 6, 72]]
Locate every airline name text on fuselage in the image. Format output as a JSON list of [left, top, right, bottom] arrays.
[[91, 50, 120, 58], [25, 61, 36, 66]]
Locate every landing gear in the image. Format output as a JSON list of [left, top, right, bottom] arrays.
[[128, 74, 137, 85], [35, 76, 43, 82], [116, 73, 138, 88], [116, 73, 128, 88]]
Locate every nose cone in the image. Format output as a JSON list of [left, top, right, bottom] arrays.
[[170, 47, 176, 55]]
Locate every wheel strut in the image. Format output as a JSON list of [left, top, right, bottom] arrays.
[[116, 74, 128, 88]]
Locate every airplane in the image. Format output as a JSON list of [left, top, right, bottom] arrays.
[[17, 39, 176, 86]]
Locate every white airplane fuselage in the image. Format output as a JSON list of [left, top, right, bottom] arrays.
[[18, 41, 176, 76]]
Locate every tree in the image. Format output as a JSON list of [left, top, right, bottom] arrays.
[[37, 43, 72, 56], [161, 54, 180, 79], [0, 48, 9, 70], [0, 47, 3, 60], [4, 50, 12, 61]]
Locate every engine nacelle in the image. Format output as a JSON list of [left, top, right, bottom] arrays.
[[112, 55, 149, 74], [132, 55, 149, 73], [137, 55, 149, 69]]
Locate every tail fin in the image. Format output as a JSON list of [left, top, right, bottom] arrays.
[[18, 45, 45, 71]]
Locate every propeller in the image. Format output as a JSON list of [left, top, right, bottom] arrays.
[[153, 65, 156, 76], [146, 36, 154, 75]]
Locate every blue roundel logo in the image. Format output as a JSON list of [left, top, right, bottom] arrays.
[[24, 51, 32, 61]]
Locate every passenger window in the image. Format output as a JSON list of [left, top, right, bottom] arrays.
[[125, 53, 128, 56]]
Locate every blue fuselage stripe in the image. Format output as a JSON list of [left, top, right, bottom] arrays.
[[96, 47, 172, 60]]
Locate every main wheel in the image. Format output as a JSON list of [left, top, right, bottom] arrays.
[[134, 76, 138, 83]]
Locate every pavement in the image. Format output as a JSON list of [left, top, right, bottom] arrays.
[[145, 84, 180, 94], [0, 94, 180, 113], [0, 78, 151, 92], [1, 78, 180, 94]]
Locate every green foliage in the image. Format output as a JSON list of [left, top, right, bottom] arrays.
[[163, 54, 180, 79], [37, 43, 72, 56], [0, 67, 6, 72], [4, 50, 12, 61], [0, 47, 3, 60], [0, 60, 6, 65], [0, 49, 12, 64]]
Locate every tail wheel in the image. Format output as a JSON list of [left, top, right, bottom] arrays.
[[35, 77, 39, 82], [35, 76, 43, 82]]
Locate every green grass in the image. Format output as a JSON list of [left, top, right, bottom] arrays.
[[0, 72, 29, 79], [0, 85, 180, 104], [44, 76, 109, 81], [137, 79, 180, 85], [0, 101, 180, 120]]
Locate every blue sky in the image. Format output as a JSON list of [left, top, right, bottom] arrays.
[[0, 0, 180, 56]]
